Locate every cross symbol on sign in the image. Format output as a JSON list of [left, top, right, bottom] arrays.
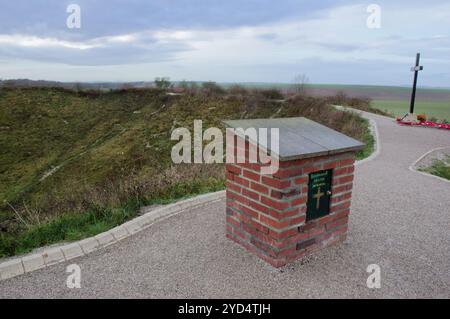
[[312, 187, 324, 209]]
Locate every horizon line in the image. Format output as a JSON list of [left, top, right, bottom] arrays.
[[2, 78, 450, 91]]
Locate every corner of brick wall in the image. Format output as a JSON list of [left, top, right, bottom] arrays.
[[225, 138, 356, 267]]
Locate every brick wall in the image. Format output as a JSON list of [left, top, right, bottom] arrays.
[[225, 139, 356, 267]]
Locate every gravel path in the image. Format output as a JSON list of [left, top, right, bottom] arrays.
[[1, 112, 449, 298]]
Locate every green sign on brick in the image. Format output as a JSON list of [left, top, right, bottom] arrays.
[[306, 169, 332, 221]]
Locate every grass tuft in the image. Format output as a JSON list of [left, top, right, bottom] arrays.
[[420, 155, 450, 180]]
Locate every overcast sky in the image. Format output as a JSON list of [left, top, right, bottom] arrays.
[[0, 0, 449, 87]]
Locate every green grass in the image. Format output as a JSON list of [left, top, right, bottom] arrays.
[[420, 155, 450, 180], [0, 178, 224, 258], [371, 100, 450, 121], [0, 202, 139, 257], [355, 118, 375, 160]]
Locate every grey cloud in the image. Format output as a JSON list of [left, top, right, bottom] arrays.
[[308, 40, 363, 52], [0, 37, 192, 66]]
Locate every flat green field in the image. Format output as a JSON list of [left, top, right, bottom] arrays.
[[371, 100, 450, 121], [233, 83, 450, 121]]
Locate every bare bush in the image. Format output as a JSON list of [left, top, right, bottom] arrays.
[[257, 88, 284, 100], [227, 84, 248, 96], [155, 77, 172, 90], [201, 82, 226, 96], [292, 74, 310, 96]]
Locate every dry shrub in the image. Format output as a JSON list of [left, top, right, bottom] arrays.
[[227, 85, 248, 96], [255, 88, 284, 100], [20, 164, 225, 224], [201, 82, 226, 96], [285, 95, 366, 142], [325, 92, 390, 116]]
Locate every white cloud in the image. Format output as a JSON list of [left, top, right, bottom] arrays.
[[0, 32, 142, 50], [0, 34, 100, 50]]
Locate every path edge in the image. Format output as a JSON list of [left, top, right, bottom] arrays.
[[331, 105, 381, 166], [0, 190, 226, 281], [355, 118, 380, 166]]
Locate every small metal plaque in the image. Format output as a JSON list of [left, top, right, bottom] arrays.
[[306, 169, 332, 221]]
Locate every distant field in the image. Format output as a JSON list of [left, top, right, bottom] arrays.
[[307, 84, 450, 101], [231, 83, 450, 101], [232, 83, 450, 120], [371, 100, 450, 120]]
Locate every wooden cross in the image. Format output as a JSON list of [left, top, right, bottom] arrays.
[[313, 187, 324, 209], [409, 53, 424, 114]]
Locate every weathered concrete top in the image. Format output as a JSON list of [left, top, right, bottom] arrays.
[[224, 117, 365, 161]]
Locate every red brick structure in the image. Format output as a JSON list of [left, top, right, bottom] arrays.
[[224, 117, 364, 267]]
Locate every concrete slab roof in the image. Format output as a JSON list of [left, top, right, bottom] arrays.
[[223, 117, 365, 161]]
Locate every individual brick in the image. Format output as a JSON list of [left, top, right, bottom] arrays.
[[250, 181, 269, 195]]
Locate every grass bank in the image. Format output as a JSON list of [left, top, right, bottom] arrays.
[[1, 177, 224, 257], [419, 155, 450, 181], [0, 87, 375, 258]]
